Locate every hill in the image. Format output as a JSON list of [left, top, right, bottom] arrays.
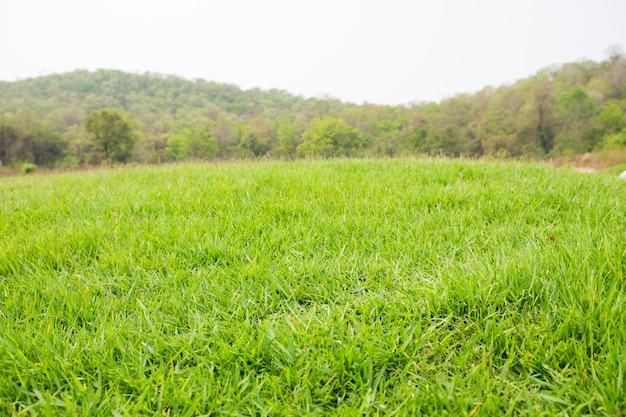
[[1, 53, 625, 168]]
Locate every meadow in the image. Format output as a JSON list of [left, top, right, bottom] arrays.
[[0, 159, 625, 416]]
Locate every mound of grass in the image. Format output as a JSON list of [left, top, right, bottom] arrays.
[[1, 159, 625, 415], [21, 163, 37, 175]]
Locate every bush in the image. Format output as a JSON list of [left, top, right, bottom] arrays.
[[602, 129, 626, 150], [496, 148, 511, 160], [22, 163, 37, 175]]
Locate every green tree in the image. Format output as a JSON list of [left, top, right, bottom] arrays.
[[84, 109, 137, 163], [164, 134, 183, 161], [553, 88, 597, 154], [297, 117, 364, 158], [211, 115, 240, 157], [275, 119, 299, 158], [0, 116, 18, 165], [595, 101, 625, 135], [238, 116, 274, 157], [238, 134, 270, 157], [594, 100, 626, 150], [0, 112, 66, 167], [13, 128, 66, 166], [602, 129, 626, 149], [165, 127, 219, 161], [531, 74, 556, 153]]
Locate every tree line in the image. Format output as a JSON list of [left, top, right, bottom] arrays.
[[1, 50, 625, 169]]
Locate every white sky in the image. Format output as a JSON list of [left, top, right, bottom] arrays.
[[2, 0, 625, 105]]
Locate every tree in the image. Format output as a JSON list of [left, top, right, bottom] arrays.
[[274, 119, 299, 158], [211, 115, 240, 157], [84, 109, 137, 163], [238, 116, 274, 157], [534, 80, 556, 153], [0, 112, 66, 167], [595, 101, 626, 135], [553, 88, 597, 154], [297, 117, 365, 158], [602, 130, 626, 149], [0, 116, 18, 165], [596, 100, 626, 149], [165, 127, 219, 161]]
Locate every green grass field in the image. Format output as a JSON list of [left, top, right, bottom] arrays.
[[1, 159, 625, 416]]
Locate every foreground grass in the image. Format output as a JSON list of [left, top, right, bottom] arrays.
[[0, 159, 625, 416]]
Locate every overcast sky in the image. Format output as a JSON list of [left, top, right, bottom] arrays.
[[2, 0, 625, 105]]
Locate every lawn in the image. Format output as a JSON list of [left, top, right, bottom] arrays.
[[1, 159, 625, 415]]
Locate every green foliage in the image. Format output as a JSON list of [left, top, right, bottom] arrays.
[[557, 88, 596, 120], [554, 88, 598, 153], [596, 101, 626, 134], [84, 109, 137, 163], [476, 107, 517, 156], [1, 54, 626, 165], [495, 147, 511, 159], [165, 127, 219, 161], [297, 117, 365, 157], [239, 116, 274, 157], [275, 119, 299, 158], [21, 163, 36, 174], [164, 134, 183, 161], [1, 159, 626, 414], [0, 113, 66, 167], [602, 129, 626, 149], [239, 135, 270, 157], [0, 117, 18, 165]]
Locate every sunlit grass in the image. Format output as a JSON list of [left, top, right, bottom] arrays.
[[1, 158, 625, 415]]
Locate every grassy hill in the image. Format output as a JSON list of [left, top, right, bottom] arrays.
[[1, 159, 625, 414]]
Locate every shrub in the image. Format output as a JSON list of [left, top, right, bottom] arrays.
[[22, 163, 37, 175]]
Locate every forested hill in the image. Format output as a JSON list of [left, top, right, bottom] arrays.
[[1, 53, 626, 168]]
